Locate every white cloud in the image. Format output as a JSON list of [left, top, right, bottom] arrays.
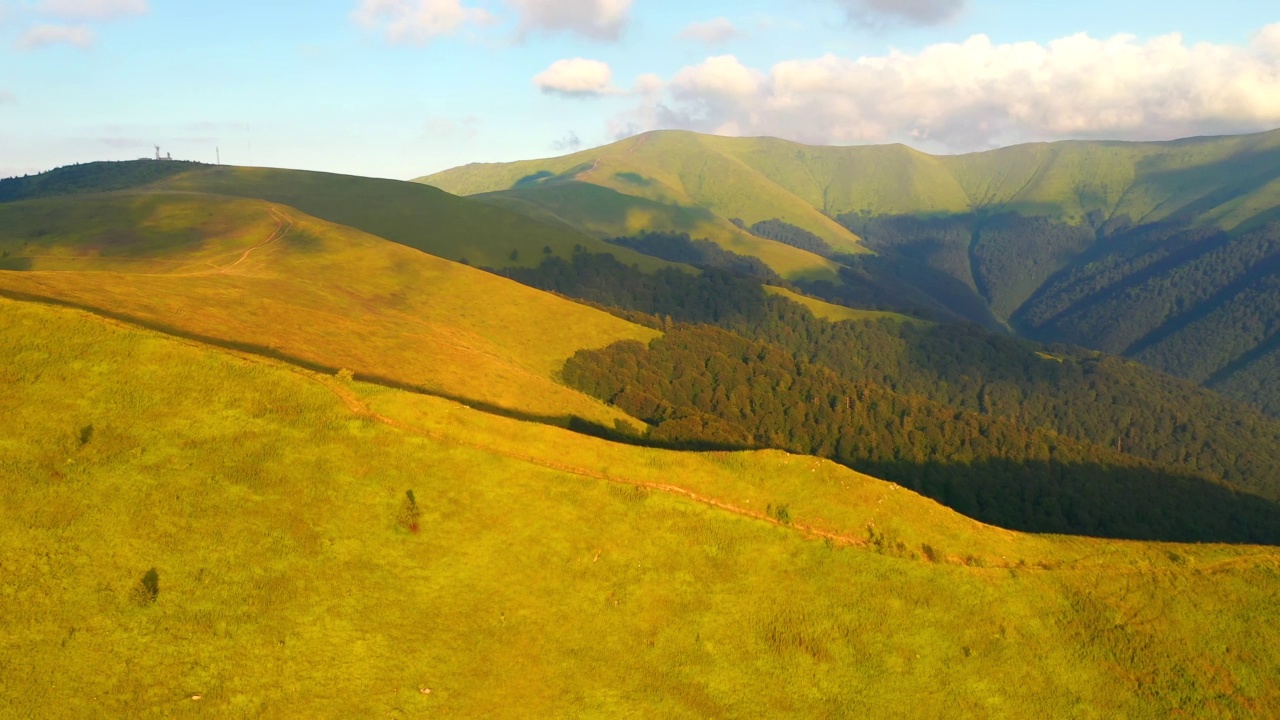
[[353, 0, 492, 44], [835, 0, 964, 26], [534, 58, 615, 97], [36, 0, 146, 20], [18, 23, 96, 49], [617, 26, 1280, 150], [509, 0, 630, 41], [677, 17, 743, 45]]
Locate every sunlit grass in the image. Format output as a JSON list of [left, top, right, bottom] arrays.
[[2, 296, 1278, 717], [0, 191, 656, 427]]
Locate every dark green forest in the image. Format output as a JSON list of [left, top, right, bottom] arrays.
[[843, 212, 1280, 413], [505, 251, 1280, 543], [564, 325, 1280, 543]]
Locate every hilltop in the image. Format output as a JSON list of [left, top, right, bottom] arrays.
[[0, 189, 657, 427]]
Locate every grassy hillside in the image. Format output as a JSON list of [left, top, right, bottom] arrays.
[[150, 165, 683, 274], [474, 181, 844, 282], [4, 295, 1279, 717], [0, 192, 657, 427]]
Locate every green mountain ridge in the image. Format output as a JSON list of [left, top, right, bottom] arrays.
[[421, 128, 1280, 412]]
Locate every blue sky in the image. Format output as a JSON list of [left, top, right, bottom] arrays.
[[2, 0, 1279, 179]]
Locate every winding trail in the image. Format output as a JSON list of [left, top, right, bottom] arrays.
[[217, 207, 292, 275]]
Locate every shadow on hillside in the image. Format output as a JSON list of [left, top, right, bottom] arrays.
[[849, 457, 1280, 546], [570, 414, 1280, 545]]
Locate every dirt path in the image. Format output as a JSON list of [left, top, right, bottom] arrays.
[[218, 207, 291, 275], [13, 206, 293, 278]]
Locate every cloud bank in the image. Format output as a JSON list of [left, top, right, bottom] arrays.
[[618, 26, 1280, 150]]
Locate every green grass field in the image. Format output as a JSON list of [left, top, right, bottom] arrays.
[[3, 296, 1279, 718], [0, 191, 657, 427]]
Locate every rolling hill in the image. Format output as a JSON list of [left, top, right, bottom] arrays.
[[421, 128, 1280, 412], [4, 294, 1279, 717], [0, 190, 658, 427]]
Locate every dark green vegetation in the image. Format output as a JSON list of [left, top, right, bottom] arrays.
[[424, 128, 1280, 412], [0, 159, 203, 203], [3, 157, 1280, 715], [607, 231, 780, 281], [564, 325, 1280, 543], [506, 251, 1280, 543]]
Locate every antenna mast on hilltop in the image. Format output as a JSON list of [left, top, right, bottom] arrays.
[[154, 145, 161, 161]]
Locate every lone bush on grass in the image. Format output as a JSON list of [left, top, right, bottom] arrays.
[[130, 568, 159, 607], [397, 490, 421, 533]]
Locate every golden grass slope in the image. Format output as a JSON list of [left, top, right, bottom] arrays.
[[2, 296, 1278, 717], [0, 192, 657, 427]]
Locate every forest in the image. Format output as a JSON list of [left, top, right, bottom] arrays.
[[844, 211, 1280, 413], [505, 251, 1280, 542]]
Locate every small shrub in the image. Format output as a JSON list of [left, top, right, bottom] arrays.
[[542, 245, 553, 255], [336, 368, 354, 382], [921, 544, 939, 563], [397, 490, 421, 533], [78, 423, 94, 446], [509, 249, 520, 261], [130, 568, 159, 607], [770, 504, 791, 525]]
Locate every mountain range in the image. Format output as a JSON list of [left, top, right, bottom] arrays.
[[422, 128, 1280, 413]]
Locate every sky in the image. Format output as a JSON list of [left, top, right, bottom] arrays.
[[2, 0, 1279, 180]]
